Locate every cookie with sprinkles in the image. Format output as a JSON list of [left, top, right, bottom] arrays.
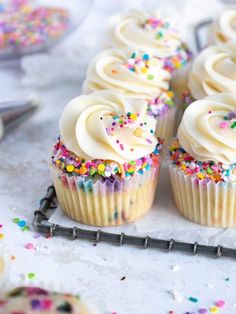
[[50, 90, 162, 227], [108, 10, 192, 73], [169, 92, 236, 228], [83, 48, 176, 143], [0, 286, 93, 313]]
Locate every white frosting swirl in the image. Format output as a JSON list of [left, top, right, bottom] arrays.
[[60, 90, 157, 164], [109, 10, 183, 58], [210, 6, 236, 44], [83, 48, 170, 99], [189, 42, 236, 100], [178, 93, 236, 164]]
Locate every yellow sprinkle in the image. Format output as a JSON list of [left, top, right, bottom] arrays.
[[55, 160, 60, 165], [181, 164, 186, 171], [98, 164, 105, 172], [141, 67, 148, 73], [130, 113, 137, 120], [197, 173, 205, 179], [0, 234, 4, 240], [168, 91, 174, 98], [210, 306, 219, 313], [134, 127, 143, 137], [66, 164, 74, 173]]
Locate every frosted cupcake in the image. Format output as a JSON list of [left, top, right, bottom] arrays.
[[50, 90, 162, 227], [208, 6, 236, 45], [169, 93, 236, 228], [108, 10, 192, 73], [83, 48, 175, 142], [183, 41, 236, 108], [0, 287, 92, 313]]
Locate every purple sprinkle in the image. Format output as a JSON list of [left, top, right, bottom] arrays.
[[198, 309, 208, 314], [31, 299, 41, 309], [228, 111, 236, 120], [146, 138, 152, 144]]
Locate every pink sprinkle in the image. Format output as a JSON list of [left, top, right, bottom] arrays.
[[0, 224, 3, 228], [211, 165, 218, 171], [215, 300, 226, 308], [25, 243, 35, 250], [220, 121, 229, 129], [120, 144, 124, 151]]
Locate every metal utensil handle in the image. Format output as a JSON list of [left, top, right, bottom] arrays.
[[32, 186, 236, 259], [194, 19, 212, 51]]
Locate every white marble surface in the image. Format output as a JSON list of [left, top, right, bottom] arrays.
[[1, 1, 236, 313]]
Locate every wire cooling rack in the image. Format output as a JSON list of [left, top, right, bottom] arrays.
[[194, 19, 212, 51], [32, 186, 236, 259], [32, 19, 236, 259]]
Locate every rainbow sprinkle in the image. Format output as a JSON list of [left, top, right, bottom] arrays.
[[162, 44, 192, 72], [143, 17, 192, 72], [147, 90, 174, 117], [220, 111, 236, 129], [144, 17, 175, 38], [169, 140, 236, 183], [0, 0, 70, 51], [51, 137, 163, 180], [124, 52, 153, 76]]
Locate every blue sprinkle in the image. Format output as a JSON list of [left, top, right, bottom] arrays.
[[143, 53, 150, 60], [18, 220, 26, 227]]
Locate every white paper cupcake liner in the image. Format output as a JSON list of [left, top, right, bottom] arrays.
[[155, 106, 177, 144], [50, 164, 160, 227], [168, 162, 236, 227]]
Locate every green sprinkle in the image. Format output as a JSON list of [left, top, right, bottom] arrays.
[[225, 277, 230, 281], [22, 226, 30, 232], [147, 74, 154, 80], [156, 32, 163, 39], [90, 168, 96, 176], [12, 218, 20, 224], [27, 272, 36, 280], [207, 167, 213, 174], [231, 121, 236, 129], [188, 296, 199, 303]]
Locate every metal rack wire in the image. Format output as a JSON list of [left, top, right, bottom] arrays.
[[32, 186, 236, 259]]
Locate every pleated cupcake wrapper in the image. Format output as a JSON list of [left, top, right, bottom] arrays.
[[155, 106, 177, 144], [1, 286, 96, 314], [168, 162, 236, 228], [50, 164, 160, 227]]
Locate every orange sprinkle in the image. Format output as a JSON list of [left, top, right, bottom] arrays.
[[79, 166, 87, 175]]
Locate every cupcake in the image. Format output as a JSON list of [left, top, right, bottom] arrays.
[[0, 286, 93, 313], [208, 6, 236, 45], [182, 41, 236, 108], [168, 93, 236, 228], [108, 10, 192, 73], [50, 90, 162, 227], [83, 48, 176, 142]]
